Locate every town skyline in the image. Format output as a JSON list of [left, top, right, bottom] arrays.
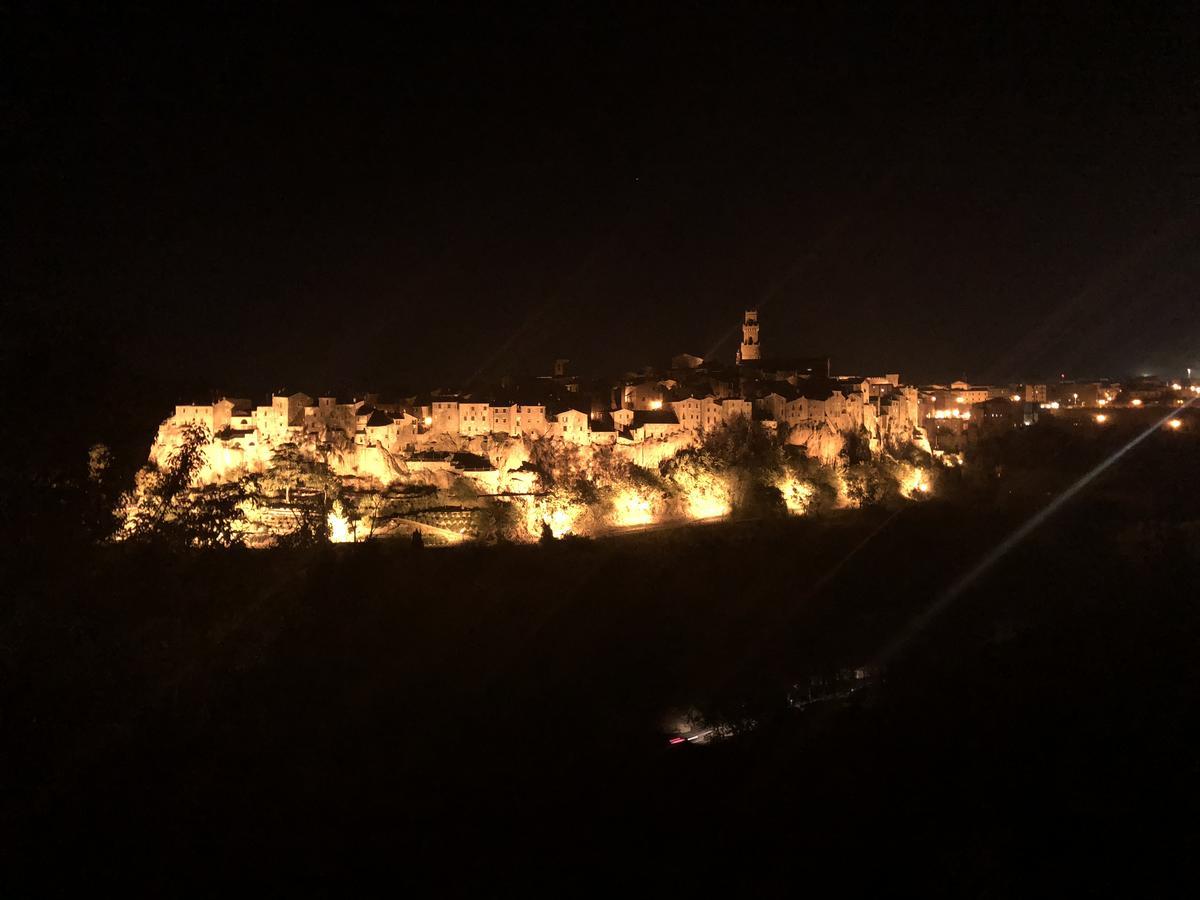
[[10, 6, 1199, 431]]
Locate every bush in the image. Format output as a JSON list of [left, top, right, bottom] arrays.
[[738, 483, 788, 519], [844, 461, 898, 508]]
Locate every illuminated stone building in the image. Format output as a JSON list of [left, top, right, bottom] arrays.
[[150, 307, 936, 492], [736, 309, 761, 364]]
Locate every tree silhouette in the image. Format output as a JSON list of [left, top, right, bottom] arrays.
[[119, 425, 251, 548]]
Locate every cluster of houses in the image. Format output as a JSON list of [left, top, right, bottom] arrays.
[[168, 309, 1192, 466], [917, 375, 1199, 450], [169, 383, 925, 457], [170, 389, 899, 450], [164, 310, 936, 460]]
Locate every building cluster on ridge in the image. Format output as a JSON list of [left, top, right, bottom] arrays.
[[168, 310, 923, 453], [166, 309, 1196, 463]]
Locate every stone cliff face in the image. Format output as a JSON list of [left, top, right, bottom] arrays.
[[779, 389, 928, 465], [149, 426, 265, 483], [150, 419, 551, 491], [149, 393, 929, 493], [149, 422, 401, 486], [786, 423, 846, 465]]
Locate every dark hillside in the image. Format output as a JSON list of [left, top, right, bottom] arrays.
[[4, 422, 1200, 888]]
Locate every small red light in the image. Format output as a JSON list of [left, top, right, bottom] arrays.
[[669, 737, 685, 745]]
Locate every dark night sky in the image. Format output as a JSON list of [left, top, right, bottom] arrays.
[[6, 3, 1200, 431]]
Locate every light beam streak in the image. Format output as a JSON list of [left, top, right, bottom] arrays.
[[876, 399, 1197, 665]]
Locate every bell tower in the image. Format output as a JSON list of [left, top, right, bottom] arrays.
[[737, 309, 761, 364]]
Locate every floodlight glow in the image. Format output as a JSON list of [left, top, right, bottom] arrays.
[[776, 477, 815, 513], [687, 490, 730, 520], [328, 509, 354, 543], [612, 488, 655, 526]]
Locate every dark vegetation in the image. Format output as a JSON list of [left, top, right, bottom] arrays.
[[2, 413, 1199, 887]]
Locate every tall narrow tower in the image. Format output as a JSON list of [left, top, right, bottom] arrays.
[[737, 309, 761, 364]]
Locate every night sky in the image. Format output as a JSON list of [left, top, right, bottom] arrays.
[[7, 4, 1199, 429]]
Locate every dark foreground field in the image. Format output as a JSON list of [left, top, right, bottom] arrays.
[[4, 422, 1200, 890]]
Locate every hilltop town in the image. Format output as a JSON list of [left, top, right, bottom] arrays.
[[140, 309, 1197, 545], [154, 310, 930, 486]]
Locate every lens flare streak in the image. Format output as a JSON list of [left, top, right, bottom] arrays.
[[877, 399, 1198, 665]]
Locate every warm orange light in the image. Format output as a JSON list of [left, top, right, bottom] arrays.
[[673, 468, 732, 520], [1168, 419, 1183, 430], [328, 503, 354, 543], [1010, 394, 1022, 402], [1171, 383, 1182, 391], [687, 490, 730, 520], [648, 399, 663, 410], [1094, 414, 1107, 424], [525, 495, 585, 539], [955, 396, 966, 404], [423, 415, 433, 426], [1131, 398, 1143, 407], [898, 465, 931, 499], [612, 488, 655, 527], [776, 477, 815, 513]]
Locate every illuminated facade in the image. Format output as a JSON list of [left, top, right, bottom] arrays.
[[150, 308, 941, 494], [736, 309, 761, 364]]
